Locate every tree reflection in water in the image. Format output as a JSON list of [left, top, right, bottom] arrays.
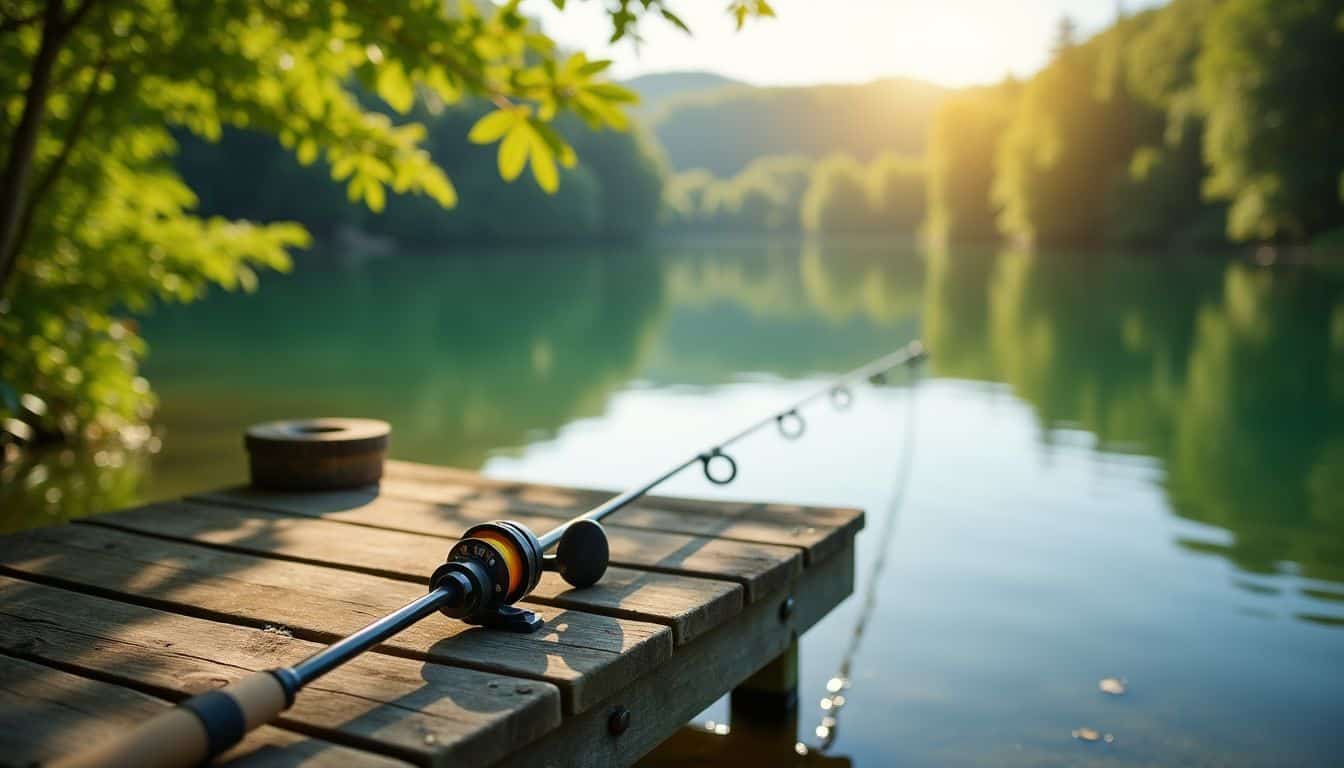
[[8, 239, 1344, 626]]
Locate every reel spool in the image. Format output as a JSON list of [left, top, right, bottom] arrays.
[[429, 518, 610, 632]]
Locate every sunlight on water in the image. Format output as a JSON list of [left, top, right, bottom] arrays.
[[4, 239, 1343, 765]]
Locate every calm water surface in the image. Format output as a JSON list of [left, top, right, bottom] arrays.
[[5, 240, 1344, 766]]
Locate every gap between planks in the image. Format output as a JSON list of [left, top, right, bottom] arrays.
[[83, 500, 749, 645], [372, 474, 863, 567], [187, 489, 805, 602]]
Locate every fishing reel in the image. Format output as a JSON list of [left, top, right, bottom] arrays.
[[428, 519, 610, 633]]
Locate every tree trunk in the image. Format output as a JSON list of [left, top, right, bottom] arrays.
[[0, 0, 64, 299]]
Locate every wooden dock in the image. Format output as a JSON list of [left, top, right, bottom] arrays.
[[0, 460, 862, 766]]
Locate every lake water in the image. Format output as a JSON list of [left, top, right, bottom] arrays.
[[5, 240, 1344, 766]]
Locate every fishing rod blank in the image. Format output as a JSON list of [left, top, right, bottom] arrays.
[[56, 340, 926, 768], [541, 340, 926, 548]]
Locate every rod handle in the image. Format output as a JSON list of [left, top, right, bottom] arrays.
[[52, 671, 290, 768]]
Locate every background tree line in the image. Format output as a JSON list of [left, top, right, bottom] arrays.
[[174, 72, 948, 244], [928, 0, 1344, 249], [655, 0, 1343, 248], [154, 0, 1344, 250], [661, 152, 925, 237], [178, 100, 666, 244]]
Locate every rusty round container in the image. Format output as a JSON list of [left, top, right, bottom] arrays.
[[244, 418, 390, 491]]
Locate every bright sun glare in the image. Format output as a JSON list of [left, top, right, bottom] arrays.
[[536, 0, 1140, 88]]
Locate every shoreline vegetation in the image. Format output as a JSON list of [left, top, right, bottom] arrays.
[[2, 0, 1342, 449], [175, 0, 1344, 253]]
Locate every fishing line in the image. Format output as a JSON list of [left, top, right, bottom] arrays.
[[810, 358, 922, 753]]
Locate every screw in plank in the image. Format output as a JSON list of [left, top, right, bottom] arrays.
[[779, 596, 796, 622], [608, 706, 631, 736]]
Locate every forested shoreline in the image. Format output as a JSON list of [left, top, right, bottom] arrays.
[[173, 0, 1338, 252], [662, 0, 1343, 250], [929, 0, 1344, 249], [177, 101, 666, 245], [179, 0, 1342, 252]]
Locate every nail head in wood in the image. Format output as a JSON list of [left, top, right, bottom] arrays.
[[608, 706, 631, 736]]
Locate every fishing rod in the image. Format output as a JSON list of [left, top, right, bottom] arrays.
[[58, 340, 926, 768]]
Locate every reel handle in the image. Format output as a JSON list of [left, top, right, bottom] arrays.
[[543, 519, 610, 588]]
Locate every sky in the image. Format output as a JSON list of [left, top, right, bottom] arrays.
[[532, 0, 1166, 88]]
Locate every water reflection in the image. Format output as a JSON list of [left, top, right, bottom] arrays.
[[923, 247, 1344, 617], [639, 714, 851, 768], [3, 248, 667, 526], [0, 444, 149, 531], [6, 239, 1344, 626], [650, 239, 922, 384]]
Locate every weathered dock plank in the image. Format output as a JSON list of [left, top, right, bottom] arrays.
[[0, 576, 560, 767], [90, 501, 743, 645], [0, 525, 670, 714], [0, 655, 410, 767], [0, 459, 863, 768], [381, 459, 864, 530], [379, 460, 865, 565], [189, 490, 802, 600]]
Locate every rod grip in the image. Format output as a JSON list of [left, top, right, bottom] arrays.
[[52, 671, 289, 768]]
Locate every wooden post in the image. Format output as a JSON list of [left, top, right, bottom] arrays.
[[731, 638, 799, 718]]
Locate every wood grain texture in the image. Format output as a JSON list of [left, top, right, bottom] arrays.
[[381, 460, 862, 526], [89, 501, 743, 646], [377, 460, 865, 565], [0, 576, 560, 767], [0, 525, 670, 714], [0, 654, 410, 768], [188, 490, 802, 601]]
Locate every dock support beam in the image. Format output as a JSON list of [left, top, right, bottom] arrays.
[[730, 638, 799, 717]]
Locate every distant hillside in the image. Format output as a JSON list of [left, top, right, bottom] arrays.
[[649, 77, 947, 175], [623, 71, 745, 112]]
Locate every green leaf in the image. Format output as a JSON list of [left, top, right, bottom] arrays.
[[331, 156, 356, 180], [296, 139, 318, 165], [424, 173, 458, 208], [529, 136, 558, 193], [576, 92, 629, 130], [660, 8, 691, 34], [498, 124, 529, 180], [524, 33, 555, 53], [579, 59, 613, 77], [532, 121, 578, 167], [468, 108, 519, 144], [375, 62, 415, 114], [587, 83, 640, 103], [365, 180, 386, 212]]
